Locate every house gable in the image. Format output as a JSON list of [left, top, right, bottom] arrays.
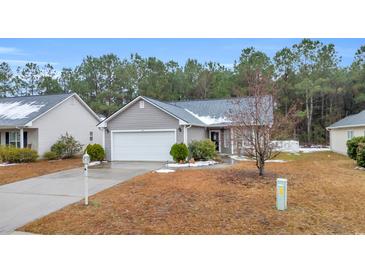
[[106, 97, 180, 131], [31, 94, 103, 156]]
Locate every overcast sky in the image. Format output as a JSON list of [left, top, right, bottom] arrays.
[[0, 38, 364, 70]]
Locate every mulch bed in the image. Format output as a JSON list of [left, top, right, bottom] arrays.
[[19, 152, 365, 234]]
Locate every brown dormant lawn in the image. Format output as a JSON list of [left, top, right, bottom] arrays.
[[20, 152, 365, 234], [0, 158, 82, 186]]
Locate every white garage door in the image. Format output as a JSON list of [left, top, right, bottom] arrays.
[[112, 130, 176, 161]]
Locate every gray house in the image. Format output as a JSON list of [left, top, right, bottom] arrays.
[[99, 96, 272, 161], [0, 93, 102, 156], [327, 110, 365, 155]]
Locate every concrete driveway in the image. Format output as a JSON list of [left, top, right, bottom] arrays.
[[0, 162, 163, 234]]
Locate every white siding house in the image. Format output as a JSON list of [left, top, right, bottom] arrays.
[[327, 110, 365, 155], [0, 93, 102, 157]]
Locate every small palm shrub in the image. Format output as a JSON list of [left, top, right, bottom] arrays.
[[85, 144, 105, 161], [170, 143, 189, 162], [188, 139, 217, 161], [43, 151, 59, 160], [51, 133, 83, 159], [347, 136, 365, 160]]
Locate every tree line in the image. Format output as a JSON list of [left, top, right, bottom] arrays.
[[1, 39, 365, 144]]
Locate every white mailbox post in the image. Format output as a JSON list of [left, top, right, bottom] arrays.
[[82, 152, 91, 206], [276, 178, 287, 210]]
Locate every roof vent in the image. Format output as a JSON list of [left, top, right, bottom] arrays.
[[139, 100, 145, 109]]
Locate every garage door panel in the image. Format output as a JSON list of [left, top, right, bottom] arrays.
[[112, 131, 175, 161]]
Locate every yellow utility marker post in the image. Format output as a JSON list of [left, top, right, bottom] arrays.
[[276, 178, 287, 210]]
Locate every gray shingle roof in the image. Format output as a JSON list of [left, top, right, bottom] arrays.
[[143, 97, 206, 126], [101, 95, 274, 127], [169, 97, 273, 126], [0, 93, 72, 127], [169, 98, 235, 119], [328, 110, 365, 129]]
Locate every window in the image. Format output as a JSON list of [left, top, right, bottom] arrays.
[[347, 130, 354, 140], [9, 131, 20, 147], [89, 131, 94, 142], [223, 130, 229, 148], [139, 100, 145, 108]]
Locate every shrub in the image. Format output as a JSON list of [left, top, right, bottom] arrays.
[[0, 146, 38, 163], [51, 133, 83, 159], [347, 136, 365, 160], [43, 151, 59, 160], [85, 144, 105, 161], [356, 143, 365, 167], [188, 139, 217, 161], [170, 143, 189, 162]]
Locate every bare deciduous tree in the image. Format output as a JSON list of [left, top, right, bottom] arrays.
[[228, 70, 283, 176]]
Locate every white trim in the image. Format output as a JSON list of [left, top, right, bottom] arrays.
[[110, 129, 177, 161], [19, 128, 24, 148], [209, 129, 221, 153], [327, 123, 365, 130], [230, 128, 234, 154], [24, 93, 100, 127], [183, 125, 187, 145], [102, 128, 105, 149]]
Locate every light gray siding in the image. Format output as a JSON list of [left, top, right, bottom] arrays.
[[104, 98, 183, 160], [32, 95, 102, 156], [187, 126, 207, 143]]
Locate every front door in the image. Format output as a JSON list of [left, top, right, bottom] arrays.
[[210, 131, 220, 152]]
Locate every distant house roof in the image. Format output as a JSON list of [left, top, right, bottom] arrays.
[[100, 95, 273, 127], [328, 110, 365, 129], [0, 93, 99, 128]]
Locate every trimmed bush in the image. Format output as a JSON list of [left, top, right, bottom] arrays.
[[170, 143, 189, 162], [356, 143, 365, 167], [347, 136, 365, 160], [188, 139, 217, 161], [51, 133, 83, 159], [43, 151, 59, 160], [85, 144, 105, 161], [0, 146, 38, 163]]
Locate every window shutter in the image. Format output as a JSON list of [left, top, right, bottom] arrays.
[[5, 132, 9, 145]]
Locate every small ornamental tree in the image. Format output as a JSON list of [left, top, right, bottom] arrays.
[[51, 133, 83, 159], [227, 70, 295, 176], [170, 143, 189, 162]]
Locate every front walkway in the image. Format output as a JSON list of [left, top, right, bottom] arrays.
[[0, 162, 163, 234]]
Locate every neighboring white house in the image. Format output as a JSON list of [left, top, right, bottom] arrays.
[[327, 110, 365, 155], [0, 93, 102, 156]]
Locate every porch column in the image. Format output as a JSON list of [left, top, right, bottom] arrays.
[[102, 128, 106, 149], [183, 125, 187, 145], [230, 128, 234, 154], [19, 128, 24, 148]]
